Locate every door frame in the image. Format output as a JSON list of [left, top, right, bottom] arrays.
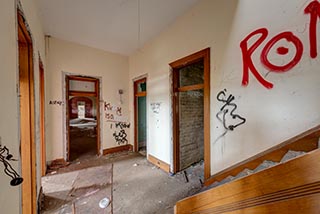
[[18, 10, 37, 214], [170, 48, 211, 181], [134, 77, 147, 152], [39, 57, 46, 176], [65, 75, 101, 161]]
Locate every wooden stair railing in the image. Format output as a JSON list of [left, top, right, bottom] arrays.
[[205, 125, 320, 186], [175, 149, 320, 214]]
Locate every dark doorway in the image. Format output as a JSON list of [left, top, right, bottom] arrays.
[[134, 78, 147, 155], [170, 48, 211, 181], [66, 76, 100, 161], [18, 11, 37, 213]]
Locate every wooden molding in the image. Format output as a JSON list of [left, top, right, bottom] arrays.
[[147, 154, 170, 173], [177, 84, 204, 92], [170, 48, 211, 181], [205, 125, 320, 186], [175, 149, 320, 213], [103, 144, 133, 155], [133, 77, 147, 152]]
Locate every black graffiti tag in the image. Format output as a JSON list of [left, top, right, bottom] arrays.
[[113, 129, 128, 145], [215, 89, 246, 142], [115, 122, 130, 129], [0, 145, 23, 186]]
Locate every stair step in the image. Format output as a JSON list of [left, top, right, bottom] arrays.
[[280, 150, 306, 163], [253, 160, 278, 173], [234, 168, 254, 180], [219, 175, 235, 185]]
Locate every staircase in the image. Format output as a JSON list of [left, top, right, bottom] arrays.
[[175, 126, 320, 214], [200, 150, 307, 192]]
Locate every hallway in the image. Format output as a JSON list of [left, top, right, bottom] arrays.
[[41, 152, 203, 213]]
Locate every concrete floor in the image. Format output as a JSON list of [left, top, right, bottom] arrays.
[[42, 151, 203, 214]]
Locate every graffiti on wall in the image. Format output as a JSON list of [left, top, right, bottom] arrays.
[[112, 122, 130, 145], [0, 143, 23, 186], [104, 102, 122, 122], [49, 100, 64, 106], [150, 102, 161, 114], [215, 89, 246, 141], [240, 0, 320, 89]]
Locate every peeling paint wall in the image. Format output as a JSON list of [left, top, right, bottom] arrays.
[[129, 0, 320, 175], [46, 37, 129, 161]]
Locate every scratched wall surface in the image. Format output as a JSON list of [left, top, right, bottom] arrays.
[[129, 0, 320, 175]]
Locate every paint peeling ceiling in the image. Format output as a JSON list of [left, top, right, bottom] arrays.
[[38, 0, 200, 55]]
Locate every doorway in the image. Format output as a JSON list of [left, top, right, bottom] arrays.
[[18, 11, 37, 214], [134, 78, 147, 155], [170, 48, 210, 181], [66, 76, 100, 161]]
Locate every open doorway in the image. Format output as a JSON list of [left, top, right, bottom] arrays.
[[134, 78, 147, 155], [66, 76, 100, 161], [170, 48, 211, 181], [18, 11, 37, 213]]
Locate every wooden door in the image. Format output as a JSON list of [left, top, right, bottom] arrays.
[[18, 11, 37, 214]]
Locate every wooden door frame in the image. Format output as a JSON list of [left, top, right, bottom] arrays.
[[39, 58, 46, 176], [170, 48, 211, 181], [18, 10, 37, 214], [133, 78, 147, 152], [65, 75, 101, 161]]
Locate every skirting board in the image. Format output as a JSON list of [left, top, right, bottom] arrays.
[[103, 144, 133, 155], [147, 154, 170, 173]]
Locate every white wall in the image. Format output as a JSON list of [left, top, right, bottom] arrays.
[[0, 0, 45, 213], [46, 37, 129, 161], [129, 0, 320, 175]]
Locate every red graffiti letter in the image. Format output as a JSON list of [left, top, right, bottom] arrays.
[[305, 0, 320, 58], [261, 32, 303, 72], [240, 28, 273, 89]]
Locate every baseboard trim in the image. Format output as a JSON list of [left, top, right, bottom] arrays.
[[147, 154, 170, 173], [103, 144, 133, 155]]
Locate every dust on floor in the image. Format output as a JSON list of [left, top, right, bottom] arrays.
[[41, 152, 203, 214]]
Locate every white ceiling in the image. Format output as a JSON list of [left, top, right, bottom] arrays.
[[38, 0, 200, 55]]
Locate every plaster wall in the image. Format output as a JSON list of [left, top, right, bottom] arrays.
[[46, 37, 129, 161], [129, 0, 320, 175]]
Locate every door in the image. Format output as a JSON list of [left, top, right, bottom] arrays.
[[66, 76, 100, 161], [134, 78, 147, 154], [170, 48, 211, 181], [18, 11, 37, 214]]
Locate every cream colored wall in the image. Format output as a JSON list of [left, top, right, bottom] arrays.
[[46, 37, 129, 161], [129, 0, 320, 175], [0, 0, 45, 213]]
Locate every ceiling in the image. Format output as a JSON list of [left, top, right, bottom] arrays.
[[38, 0, 200, 55]]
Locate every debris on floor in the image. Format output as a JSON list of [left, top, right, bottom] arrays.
[[41, 164, 113, 214], [47, 159, 70, 174], [41, 152, 204, 214]]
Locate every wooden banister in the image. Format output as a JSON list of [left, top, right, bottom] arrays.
[[175, 149, 320, 214], [205, 125, 320, 186]]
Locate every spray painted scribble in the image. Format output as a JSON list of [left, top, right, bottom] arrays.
[[113, 130, 128, 145], [115, 122, 130, 129], [150, 102, 161, 114], [49, 100, 64, 106], [215, 89, 246, 142], [0, 143, 23, 186], [112, 122, 130, 145], [240, 0, 319, 89], [104, 102, 123, 122]]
